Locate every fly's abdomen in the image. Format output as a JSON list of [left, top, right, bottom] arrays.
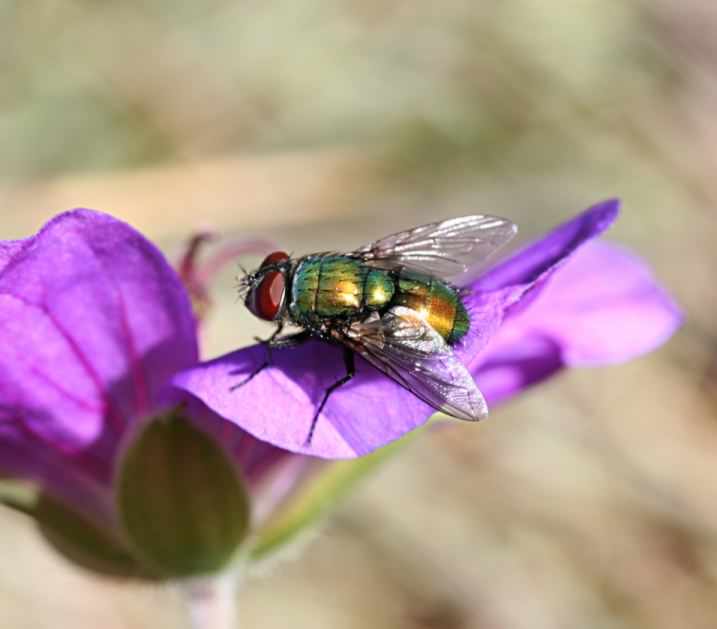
[[290, 255, 394, 324], [394, 272, 469, 345], [364, 268, 395, 308]]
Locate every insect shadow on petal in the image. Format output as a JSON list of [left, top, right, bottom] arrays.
[[232, 215, 518, 446]]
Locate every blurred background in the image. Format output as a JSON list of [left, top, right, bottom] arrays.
[[1, 1, 716, 627]]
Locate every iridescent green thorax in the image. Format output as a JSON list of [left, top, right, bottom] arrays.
[[289, 255, 469, 345], [289, 255, 394, 324]]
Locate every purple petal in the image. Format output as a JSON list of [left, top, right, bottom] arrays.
[[173, 341, 435, 458], [471, 242, 682, 404], [465, 199, 680, 400], [0, 209, 198, 484], [471, 335, 563, 405], [0, 425, 115, 526], [474, 198, 620, 295], [174, 303, 503, 459], [470, 240, 682, 402], [175, 394, 315, 528], [174, 199, 679, 459], [0, 240, 24, 274], [178, 394, 293, 490], [533, 241, 682, 365]]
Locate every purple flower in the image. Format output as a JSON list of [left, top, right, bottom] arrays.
[[174, 200, 682, 459], [0, 210, 290, 531]]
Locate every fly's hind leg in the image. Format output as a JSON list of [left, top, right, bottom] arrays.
[[304, 347, 355, 446], [229, 325, 311, 392]]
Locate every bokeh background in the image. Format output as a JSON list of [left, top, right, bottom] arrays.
[[1, 1, 716, 627]]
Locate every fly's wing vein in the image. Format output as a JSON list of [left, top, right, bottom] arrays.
[[354, 215, 517, 281], [339, 306, 487, 421]]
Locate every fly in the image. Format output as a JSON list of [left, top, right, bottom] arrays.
[[235, 215, 518, 445]]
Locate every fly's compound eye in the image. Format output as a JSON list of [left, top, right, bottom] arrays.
[[245, 270, 286, 321], [260, 250, 290, 269]]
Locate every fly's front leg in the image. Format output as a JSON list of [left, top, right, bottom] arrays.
[[304, 347, 355, 446], [229, 324, 310, 391], [229, 323, 283, 390]]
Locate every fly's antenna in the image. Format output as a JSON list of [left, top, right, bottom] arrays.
[[235, 263, 253, 302]]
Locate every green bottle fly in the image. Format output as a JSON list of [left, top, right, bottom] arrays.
[[238, 215, 517, 446], [289, 255, 469, 346]]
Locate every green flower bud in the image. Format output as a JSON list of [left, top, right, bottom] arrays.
[[2, 481, 148, 579], [36, 493, 148, 578], [116, 410, 251, 578]]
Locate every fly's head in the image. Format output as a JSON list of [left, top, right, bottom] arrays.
[[239, 251, 291, 322]]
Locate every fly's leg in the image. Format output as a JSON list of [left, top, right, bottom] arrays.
[[304, 347, 355, 446], [229, 326, 310, 391], [229, 322, 284, 390]]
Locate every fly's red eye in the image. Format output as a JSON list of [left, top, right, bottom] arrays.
[[260, 250, 289, 268], [246, 270, 285, 321], [245, 251, 289, 320]]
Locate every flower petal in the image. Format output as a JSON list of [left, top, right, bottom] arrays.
[[0, 240, 24, 273], [466, 200, 680, 400], [0, 425, 115, 526], [536, 241, 682, 365], [471, 241, 682, 386], [173, 341, 434, 459], [174, 199, 679, 459], [177, 394, 294, 490], [474, 198, 620, 295], [471, 335, 563, 405], [0, 209, 198, 477]]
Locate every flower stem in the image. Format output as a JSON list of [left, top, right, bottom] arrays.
[[182, 574, 239, 629]]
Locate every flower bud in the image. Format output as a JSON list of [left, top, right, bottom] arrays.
[[116, 410, 251, 578], [35, 493, 146, 578]]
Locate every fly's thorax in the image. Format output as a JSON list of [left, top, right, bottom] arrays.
[[394, 270, 469, 344], [289, 255, 394, 325]]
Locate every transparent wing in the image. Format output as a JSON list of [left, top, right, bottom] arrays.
[[354, 215, 517, 280], [340, 306, 487, 421]]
